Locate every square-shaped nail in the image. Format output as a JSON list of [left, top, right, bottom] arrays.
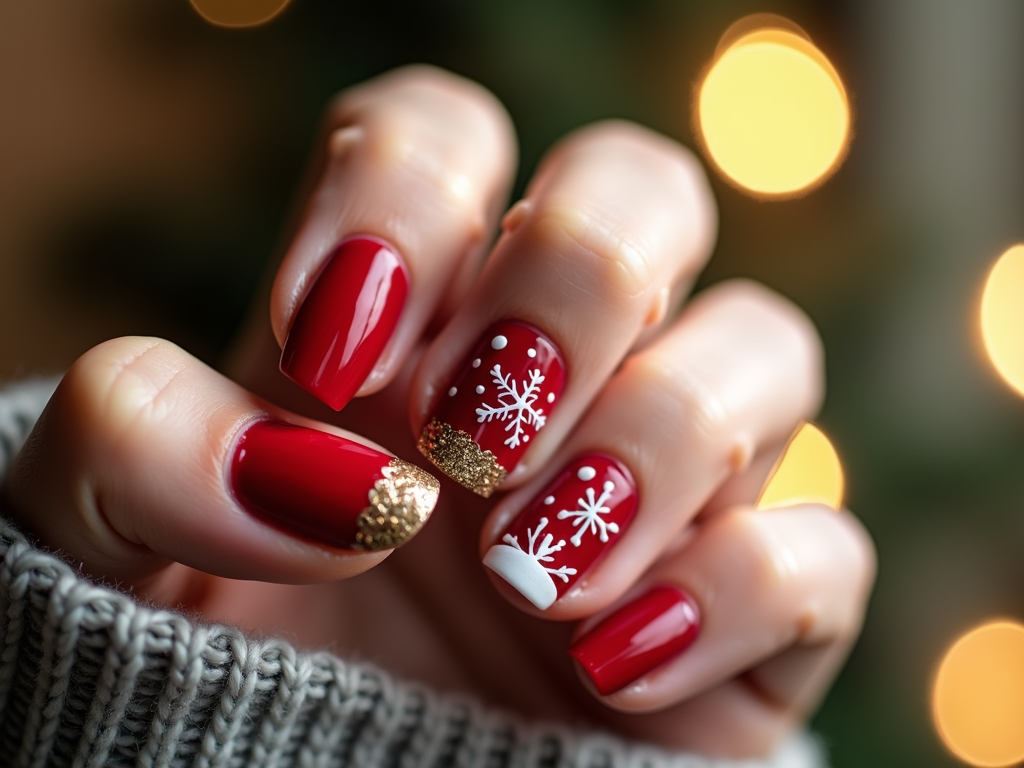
[[483, 454, 637, 609], [568, 585, 701, 696], [281, 236, 409, 411], [417, 321, 565, 496], [232, 421, 439, 550]]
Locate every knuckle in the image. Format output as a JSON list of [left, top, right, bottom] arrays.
[[329, 65, 511, 157], [705, 280, 824, 371], [64, 337, 188, 448], [624, 353, 731, 443], [722, 512, 802, 601], [326, 68, 512, 219], [533, 203, 657, 306]]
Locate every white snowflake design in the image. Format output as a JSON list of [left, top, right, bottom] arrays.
[[557, 480, 620, 546], [475, 364, 547, 449], [503, 517, 577, 583]]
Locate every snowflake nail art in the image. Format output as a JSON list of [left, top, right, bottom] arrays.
[[418, 321, 565, 496], [483, 454, 637, 610]]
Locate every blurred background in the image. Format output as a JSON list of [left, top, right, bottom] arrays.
[[1, 1, 1023, 765]]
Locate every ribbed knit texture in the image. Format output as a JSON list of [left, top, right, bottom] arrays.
[[0, 377, 826, 768]]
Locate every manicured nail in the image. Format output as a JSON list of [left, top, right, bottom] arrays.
[[281, 236, 409, 411], [231, 421, 439, 550], [568, 586, 701, 696], [417, 321, 565, 497], [483, 454, 637, 609]]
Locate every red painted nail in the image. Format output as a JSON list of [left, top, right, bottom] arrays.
[[281, 236, 409, 410], [417, 321, 566, 496], [483, 454, 637, 609], [568, 586, 701, 696], [231, 421, 439, 551]]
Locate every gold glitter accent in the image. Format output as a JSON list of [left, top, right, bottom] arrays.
[[353, 459, 440, 551], [416, 418, 507, 498]]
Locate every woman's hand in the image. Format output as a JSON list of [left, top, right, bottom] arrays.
[[1, 66, 875, 759]]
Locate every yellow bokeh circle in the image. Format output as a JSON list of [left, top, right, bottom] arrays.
[[697, 25, 850, 196], [933, 621, 1024, 767], [980, 244, 1024, 397], [189, 0, 292, 28], [755, 421, 844, 512]]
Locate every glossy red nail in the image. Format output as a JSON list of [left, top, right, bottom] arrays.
[[568, 586, 701, 696], [231, 421, 438, 551], [417, 321, 566, 496], [483, 454, 637, 609], [281, 236, 409, 410]]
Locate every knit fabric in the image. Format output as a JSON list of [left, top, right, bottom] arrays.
[[0, 377, 827, 768]]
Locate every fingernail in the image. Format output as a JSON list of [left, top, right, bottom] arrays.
[[231, 421, 439, 551], [281, 236, 409, 411], [483, 454, 637, 609], [568, 586, 701, 696], [417, 321, 565, 497]]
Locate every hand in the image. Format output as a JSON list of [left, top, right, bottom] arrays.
[[1, 66, 874, 759]]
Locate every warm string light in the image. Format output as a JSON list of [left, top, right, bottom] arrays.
[[696, 16, 850, 197], [933, 621, 1024, 767], [928, 246, 1024, 764], [189, 0, 292, 29], [755, 421, 844, 512], [980, 245, 1024, 397]]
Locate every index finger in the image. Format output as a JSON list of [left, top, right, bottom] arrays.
[[272, 66, 517, 410]]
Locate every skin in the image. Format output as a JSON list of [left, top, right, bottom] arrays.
[[1, 66, 875, 758]]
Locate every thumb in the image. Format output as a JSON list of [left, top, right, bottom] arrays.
[[1, 336, 439, 586]]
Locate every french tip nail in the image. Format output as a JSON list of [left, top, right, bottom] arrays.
[[353, 458, 440, 551], [417, 418, 506, 497], [419, 320, 566, 491], [484, 455, 636, 610], [232, 422, 437, 551]]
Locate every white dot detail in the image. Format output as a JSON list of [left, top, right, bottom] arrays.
[[472, 358, 481, 368], [603, 481, 615, 493], [577, 466, 596, 482], [491, 335, 508, 350], [547, 392, 555, 403], [527, 348, 537, 358], [523, 434, 530, 442], [448, 387, 458, 396], [475, 385, 485, 394], [544, 495, 555, 505]]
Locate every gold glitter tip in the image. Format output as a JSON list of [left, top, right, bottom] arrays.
[[416, 418, 506, 498], [354, 459, 440, 551]]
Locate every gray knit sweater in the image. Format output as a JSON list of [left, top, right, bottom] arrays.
[[0, 377, 826, 768]]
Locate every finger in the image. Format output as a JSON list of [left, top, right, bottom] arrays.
[[567, 505, 876, 727], [270, 66, 516, 410], [1, 337, 440, 586], [414, 121, 718, 497], [480, 280, 823, 616], [696, 439, 787, 521]]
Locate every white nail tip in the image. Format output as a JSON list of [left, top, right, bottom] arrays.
[[491, 335, 508, 350], [483, 545, 557, 610], [577, 466, 597, 481]]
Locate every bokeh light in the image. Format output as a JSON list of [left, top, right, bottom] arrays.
[[189, 0, 292, 28], [980, 245, 1024, 397], [933, 621, 1024, 767], [697, 20, 850, 197], [755, 421, 844, 511]]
